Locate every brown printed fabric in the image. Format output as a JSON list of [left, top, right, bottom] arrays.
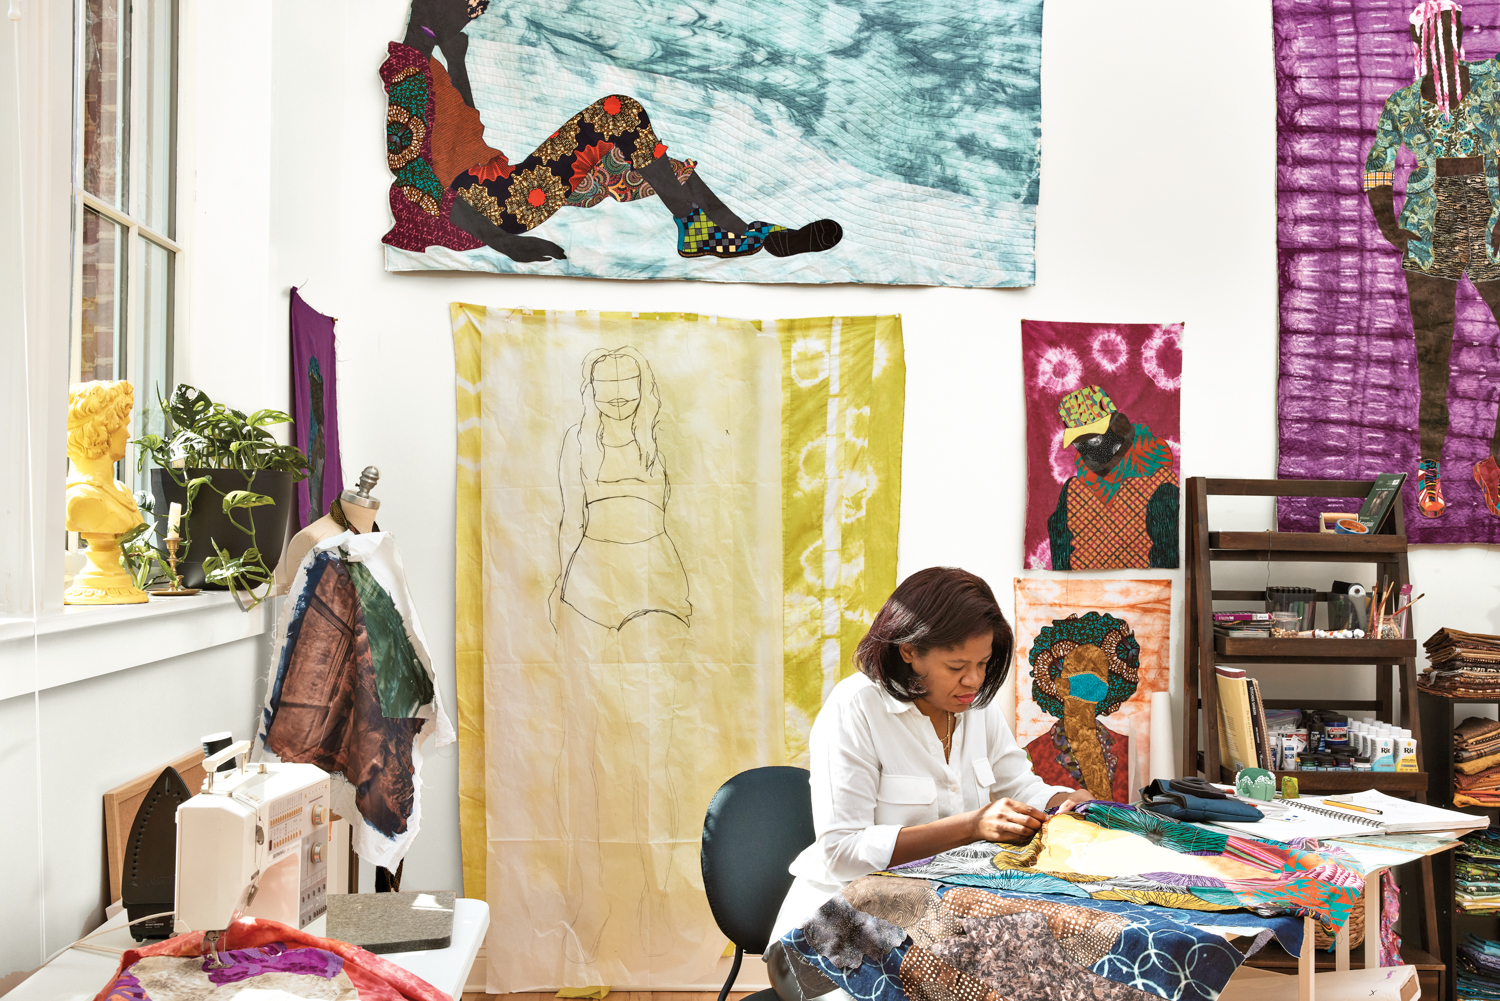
[[806, 876, 1148, 1001], [265, 553, 425, 837]]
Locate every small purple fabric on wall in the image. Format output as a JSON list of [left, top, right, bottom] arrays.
[[1275, 0, 1500, 542], [290, 288, 343, 530]]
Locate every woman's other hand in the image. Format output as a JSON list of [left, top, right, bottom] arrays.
[[1048, 788, 1095, 813], [971, 798, 1046, 844]]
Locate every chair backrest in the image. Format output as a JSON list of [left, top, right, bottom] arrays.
[[700, 766, 815, 955]]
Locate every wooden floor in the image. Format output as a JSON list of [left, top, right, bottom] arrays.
[[463, 994, 759, 1001]]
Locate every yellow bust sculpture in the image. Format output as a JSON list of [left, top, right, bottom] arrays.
[[64, 380, 148, 604]]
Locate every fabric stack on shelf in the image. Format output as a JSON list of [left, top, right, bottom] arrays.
[[1455, 719, 1500, 808], [1457, 831, 1500, 914], [1459, 935, 1500, 1001], [1420, 628, 1500, 697]]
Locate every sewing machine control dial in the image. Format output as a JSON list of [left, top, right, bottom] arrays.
[[311, 842, 322, 863], [312, 805, 324, 825]]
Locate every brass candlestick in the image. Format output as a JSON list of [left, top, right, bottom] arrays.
[[149, 535, 201, 596]]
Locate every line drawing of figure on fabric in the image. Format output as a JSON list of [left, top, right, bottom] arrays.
[[1024, 611, 1141, 804], [307, 356, 326, 518], [550, 346, 693, 631], [384, 0, 843, 264]]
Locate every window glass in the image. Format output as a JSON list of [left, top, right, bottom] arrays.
[[82, 0, 128, 208], [138, 239, 174, 474], [78, 208, 125, 383], [136, 0, 174, 236]]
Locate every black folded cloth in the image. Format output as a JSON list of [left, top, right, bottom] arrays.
[[1139, 778, 1266, 823]]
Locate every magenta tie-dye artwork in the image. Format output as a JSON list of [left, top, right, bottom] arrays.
[[1275, 0, 1500, 540], [1022, 321, 1182, 571]]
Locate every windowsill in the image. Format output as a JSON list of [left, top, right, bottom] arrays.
[[0, 591, 272, 701]]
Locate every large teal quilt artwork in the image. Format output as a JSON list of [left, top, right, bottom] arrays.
[[381, 0, 1043, 286]]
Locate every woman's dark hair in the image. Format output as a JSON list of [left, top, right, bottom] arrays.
[[855, 567, 1013, 708]]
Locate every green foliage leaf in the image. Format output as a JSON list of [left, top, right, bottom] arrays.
[[222, 490, 274, 512], [117, 521, 152, 547]]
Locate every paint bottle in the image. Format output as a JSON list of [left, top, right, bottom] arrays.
[[1397, 729, 1418, 772], [1280, 735, 1300, 771], [1372, 730, 1396, 772], [1325, 715, 1349, 746], [1354, 757, 1373, 772]]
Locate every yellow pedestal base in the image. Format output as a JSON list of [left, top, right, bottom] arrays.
[[64, 534, 149, 605]]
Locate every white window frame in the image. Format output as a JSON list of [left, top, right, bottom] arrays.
[[70, 0, 186, 493]]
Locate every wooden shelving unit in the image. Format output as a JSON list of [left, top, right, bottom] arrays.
[[1419, 690, 1498, 1001], [1181, 476, 1439, 964]]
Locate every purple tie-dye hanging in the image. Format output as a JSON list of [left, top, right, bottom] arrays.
[[290, 287, 343, 530], [1276, 0, 1500, 540]]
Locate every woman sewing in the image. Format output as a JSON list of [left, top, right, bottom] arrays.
[[767, 567, 1093, 979]]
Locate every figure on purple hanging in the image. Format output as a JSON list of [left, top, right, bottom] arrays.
[[381, 0, 842, 265], [1364, 0, 1500, 519]]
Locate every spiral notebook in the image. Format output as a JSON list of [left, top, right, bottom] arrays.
[[1207, 789, 1488, 840]]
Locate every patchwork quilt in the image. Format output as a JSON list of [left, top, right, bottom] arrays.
[[783, 803, 1369, 1001]]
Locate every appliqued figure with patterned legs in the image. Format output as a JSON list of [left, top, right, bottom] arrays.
[[382, 0, 842, 265]]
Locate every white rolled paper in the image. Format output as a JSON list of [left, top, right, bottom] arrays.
[[1149, 690, 1177, 783]]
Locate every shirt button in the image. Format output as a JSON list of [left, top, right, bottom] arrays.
[[949, 782, 959, 792]]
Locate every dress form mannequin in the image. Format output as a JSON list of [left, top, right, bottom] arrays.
[[274, 466, 381, 595]]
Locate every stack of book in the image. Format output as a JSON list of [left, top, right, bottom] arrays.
[[1213, 612, 1273, 640], [1215, 665, 1272, 773]]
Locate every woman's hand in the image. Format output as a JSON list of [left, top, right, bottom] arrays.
[[1048, 788, 1095, 813], [971, 798, 1047, 844]]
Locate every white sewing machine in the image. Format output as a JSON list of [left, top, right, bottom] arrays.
[[175, 740, 334, 958]]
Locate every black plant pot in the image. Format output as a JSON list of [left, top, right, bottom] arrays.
[[150, 468, 295, 590]]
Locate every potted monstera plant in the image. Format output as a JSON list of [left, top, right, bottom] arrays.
[[132, 384, 309, 608]]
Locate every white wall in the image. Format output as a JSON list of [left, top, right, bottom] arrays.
[[10, 0, 1500, 982], [244, 0, 1500, 899]]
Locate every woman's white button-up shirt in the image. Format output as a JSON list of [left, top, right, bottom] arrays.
[[771, 671, 1073, 939]]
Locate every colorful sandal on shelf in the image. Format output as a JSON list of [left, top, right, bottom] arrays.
[[675, 206, 785, 259], [1417, 458, 1445, 518], [1475, 456, 1500, 517]]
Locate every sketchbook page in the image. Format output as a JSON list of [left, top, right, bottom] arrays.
[[1331, 790, 1492, 833], [1206, 804, 1375, 842]]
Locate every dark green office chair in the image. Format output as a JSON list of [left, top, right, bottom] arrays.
[[701, 766, 816, 1001]]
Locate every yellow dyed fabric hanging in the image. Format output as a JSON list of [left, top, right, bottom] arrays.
[[777, 315, 905, 765]]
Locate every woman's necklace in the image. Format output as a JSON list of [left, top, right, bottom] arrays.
[[941, 711, 954, 759]]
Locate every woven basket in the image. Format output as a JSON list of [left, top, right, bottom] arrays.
[[1313, 898, 1367, 951]]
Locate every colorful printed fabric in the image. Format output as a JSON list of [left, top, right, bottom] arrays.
[[289, 287, 343, 530], [384, 1, 1042, 286], [1275, 4, 1500, 542], [1013, 579, 1171, 806], [92, 920, 447, 1001], [379, 42, 484, 254], [1058, 385, 1118, 444], [779, 315, 906, 765], [261, 532, 454, 870], [784, 875, 1283, 1001], [452, 93, 697, 235], [1363, 59, 1500, 271], [883, 806, 1365, 933], [1021, 321, 1181, 571]]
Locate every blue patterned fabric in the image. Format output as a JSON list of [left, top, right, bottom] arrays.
[[386, 0, 1043, 286], [785, 885, 1308, 1001]]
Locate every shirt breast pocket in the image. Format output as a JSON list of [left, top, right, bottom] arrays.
[[874, 773, 938, 826]]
